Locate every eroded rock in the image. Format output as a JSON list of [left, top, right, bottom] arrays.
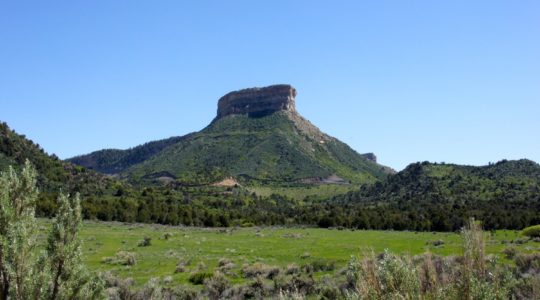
[[217, 84, 296, 119]]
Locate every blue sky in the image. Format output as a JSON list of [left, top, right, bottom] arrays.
[[1, 1, 539, 171]]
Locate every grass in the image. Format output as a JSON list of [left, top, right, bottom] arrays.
[[71, 221, 539, 286]]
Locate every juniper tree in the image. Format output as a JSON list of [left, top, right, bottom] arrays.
[[0, 161, 40, 300], [0, 161, 103, 300], [43, 193, 103, 300]]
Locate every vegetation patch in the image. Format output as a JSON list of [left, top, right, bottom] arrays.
[[101, 251, 137, 266], [522, 225, 540, 238], [188, 272, 213, 285]]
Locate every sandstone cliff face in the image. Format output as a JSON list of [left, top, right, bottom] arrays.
[[217, 84, 297, 119]]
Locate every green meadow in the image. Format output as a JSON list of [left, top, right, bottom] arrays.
[[75, 221, 537, 286]]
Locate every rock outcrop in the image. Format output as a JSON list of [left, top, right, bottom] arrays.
[[362, 153, 377, 163], [217, 84, 297, 119]]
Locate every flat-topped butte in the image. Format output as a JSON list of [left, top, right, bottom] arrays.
[[217, 84, 297, 119]]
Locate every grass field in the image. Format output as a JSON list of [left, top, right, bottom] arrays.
[[74, 221, 538, 286]]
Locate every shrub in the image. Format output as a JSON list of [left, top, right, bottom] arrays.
[[522, 225, 540, 238], [175, 257, 193, 273], [203, 272, 231, 300], [317, 275, 342, 299], [515, 253, 540, 275], [274, 274, 316, 296], [512, 276, 540, 300], [102, 251, 137, 266], [378, 251, 420, 298], [303, 259, 336, 273], [189, 272, 213, 285], [513, 238, 529, 245], [163, 276, 173, 285], [138, 236, 152, 247], [285, 264, 301, 275], [136, 278, 163, 299], [167, 285, 199, 300], [196, 261, 207, 271], [416, 252, 449, 296], [233, 277, 273, 299], [217, 258, 233, 267], [217, 258, 236, 275], [429, 239, 445, 247], [347, 250, 422, 299], [102, 272, 135, 299], [502, 247, 517, 259], [242, 263, 280, 279], [0, 162, 105, 299]]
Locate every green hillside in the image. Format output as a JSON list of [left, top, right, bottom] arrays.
[[121, 112, 390, 185], [2, 120, 540, 231], [1, 121, 88, 191], [67, 85, 392, 186], [327, 159, 540, 230], [361, 159, 540, 203], [0, 121, 125, 216], [68, 135, 190, 174]]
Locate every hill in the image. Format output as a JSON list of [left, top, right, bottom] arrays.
[[1, 121, 98, 190], [68, 135, 189, 174], [2, 120, 539, 231], [358, 159, 540, 203], [0, 121, 125, 216], [68, 85, 392, 185], [326, 159, 540, 230]]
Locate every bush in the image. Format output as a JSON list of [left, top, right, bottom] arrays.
[[513, 238, 529, 245], [429, 240, 445, 247], [274, 274, 316, 296], [203, 272, 231, 299], [515, 253, 540, 275], [217, 258, 233, 268], [346, 250, 420, 299], [502, 247, 517, 259], [303, 259, 336, 273], [285, 264, 301, 275], [167, 285, 199, 300], [136, 278, 163, 299], [138, 236, 152, 247], [242, 263, 280, 279], [512, 276, 540, 300], [522, 225, 540, 238], [317, 275, 342, 300], [0, 162, 105, 299], [102, 272, 135, 299], [102, 251, 137, 266], [175, 258, 192, 273], [217, 258, 236, 275], [189, 272, 213, 285], [233, 277, 273, 299]]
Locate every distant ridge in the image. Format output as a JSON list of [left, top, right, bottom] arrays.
[[0, 121, 123, 205], [68, 135, 190, 174], [330, 159, 540, 230]]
